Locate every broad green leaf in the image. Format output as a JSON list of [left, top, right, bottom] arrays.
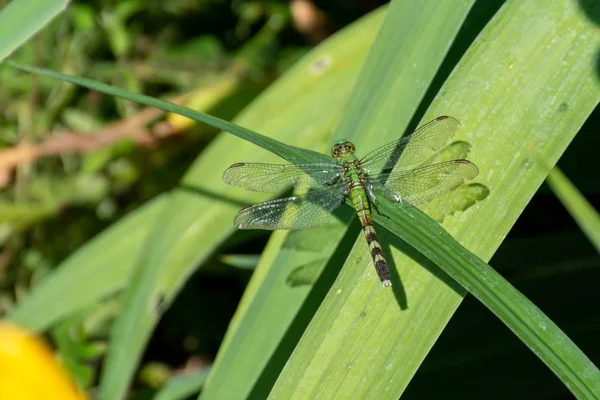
[[4, 10, 385, 398], [0, 10, 385, 399], [546, 167, 600, 252], [404, 252, 600, 399], [269, 0, 600, 398], [2, 59, 337, 397], [7, 195, 167, 331], [199, 3, 476, 399], [0, 0, 68, 62], [7, 0, 599, 398]]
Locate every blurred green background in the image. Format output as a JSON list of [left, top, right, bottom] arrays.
[[0, 0, 598, 399]]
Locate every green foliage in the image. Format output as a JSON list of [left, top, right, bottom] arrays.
[[0, 0, 312, 324], [1, 0, 599, 399]]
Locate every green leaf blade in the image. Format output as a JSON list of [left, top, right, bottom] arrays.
[[269, 0, 600, 398], [6, 195, 167, 331], [200, 2, 477, 399], [374, 205, 600, 398], [88, 10, 395, 399], [0, 0, 68, 62], [5, 61, 328, 166]]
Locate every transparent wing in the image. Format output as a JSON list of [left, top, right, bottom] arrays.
[[223, 162, 342, 194], [370, 159, 478, 207], [361, 116, 460, 173], [234, 183, 346, 230]]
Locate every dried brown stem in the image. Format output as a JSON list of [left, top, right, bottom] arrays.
[[0, 106, 180, 187]]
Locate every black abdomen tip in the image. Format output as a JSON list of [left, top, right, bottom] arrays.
[[375, 260, 390, 284]]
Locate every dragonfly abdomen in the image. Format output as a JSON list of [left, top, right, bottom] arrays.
[[349, 182, 392, 287], [363, 223, 391, 287]]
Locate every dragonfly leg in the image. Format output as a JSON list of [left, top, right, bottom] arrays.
[[367, 184, 391, 219], [372, 201, 391, 219], [326, 174, 342, 186]]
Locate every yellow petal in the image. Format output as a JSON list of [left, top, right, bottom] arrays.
[[0, 322, 88, 400]]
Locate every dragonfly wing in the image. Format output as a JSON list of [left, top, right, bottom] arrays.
[[370, 159, 478, 207], [223, 162, 342, 193], [361, 116, 461, 174], [234, 183, 346, 230]]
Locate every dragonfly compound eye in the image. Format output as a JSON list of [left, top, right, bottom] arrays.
[[331, 143, 342, 157], [331, 141, 356, 158]]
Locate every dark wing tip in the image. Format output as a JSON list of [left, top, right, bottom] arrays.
[[222, 163, 246, 183], [436, 115, 461, 126], [233, 207, 252, 229]]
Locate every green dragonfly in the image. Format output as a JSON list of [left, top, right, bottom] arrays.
[[223, 116, 478, 287]]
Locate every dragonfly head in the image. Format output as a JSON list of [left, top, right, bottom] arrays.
[[331, 140, 356, 159]]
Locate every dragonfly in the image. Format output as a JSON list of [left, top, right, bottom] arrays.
[[222, 116, 478, 287]]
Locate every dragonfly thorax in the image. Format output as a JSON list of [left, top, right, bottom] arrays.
[[331, 140, 356, 161]]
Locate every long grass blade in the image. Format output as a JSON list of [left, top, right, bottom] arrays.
[[4, 14, 379, 398], [199, 2, 476, 399], [7, 0, 600, 398], [546, 167, 600, 252], [268, 0, 600, 398], [5, 61, 328, 166], [374, 203, 600, 398]]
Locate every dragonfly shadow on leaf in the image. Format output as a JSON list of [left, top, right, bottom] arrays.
[[422, 183, 490, 223], [377, 223, 467, 310], [416, 139, 489, 221], [284, 207, 357, 287], [247, 215, 368, 399], [376, 205, 466, 299], [376, 228, 409, 309], [431, 140, 473, 163], [279, 206, 355, 252], [286, 259, 328, 287]]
